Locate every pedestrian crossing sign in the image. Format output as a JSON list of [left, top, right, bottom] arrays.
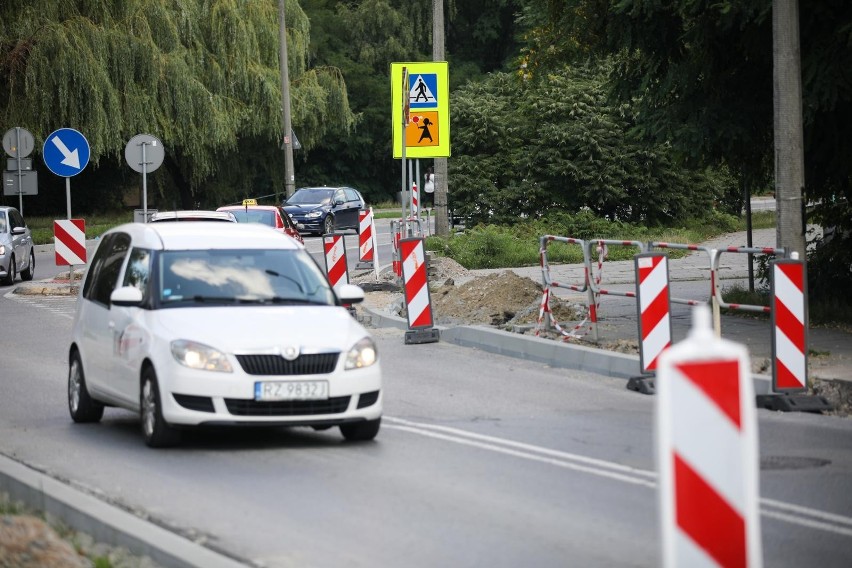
[[391, 61, 450, 158]]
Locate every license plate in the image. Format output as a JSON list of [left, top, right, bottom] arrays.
[[254, 380, 329, 401]]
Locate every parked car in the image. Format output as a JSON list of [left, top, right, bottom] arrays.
[[0, 206, 35, 285], [67, 221, 381, 447], [217, 200, 305, 245], [282, 186, 365, 236], [148, 210, 237, 223]]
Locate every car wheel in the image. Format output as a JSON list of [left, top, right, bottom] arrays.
[[1, 255, 14, 285], [140, 367, 180, 448], [323, 215, 335, 235], [68, 351, 104, 423], [340, 418, 381, 442], [20, 250, 34, 281]]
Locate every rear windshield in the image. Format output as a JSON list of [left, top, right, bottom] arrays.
[[228, 209, 277, 227]]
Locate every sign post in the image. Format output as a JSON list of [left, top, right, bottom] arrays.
[[3, 127, 37, 215], [125, 134, 165, 222]]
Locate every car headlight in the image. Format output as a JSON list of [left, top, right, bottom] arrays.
[[345, 337, 377, 370], [0, 244, 5, 255], [170, 340, 233, 372], [305, 211, 323, 219]]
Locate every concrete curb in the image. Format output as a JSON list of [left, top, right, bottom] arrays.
[[357, 304, 773, 395], [0, 453, 249, 567]]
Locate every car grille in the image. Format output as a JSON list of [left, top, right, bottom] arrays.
[[236, 352, 340, 376], [357, 390, 380, 409], [224, 396, 351, 416]]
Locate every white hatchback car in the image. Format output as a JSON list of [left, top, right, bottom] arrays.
[[68, 222, 381, 447]]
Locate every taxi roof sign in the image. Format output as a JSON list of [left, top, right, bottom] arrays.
[[242, 199, 257, 206]]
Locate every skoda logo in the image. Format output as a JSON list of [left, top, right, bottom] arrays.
[[281, 346, 300, 361]]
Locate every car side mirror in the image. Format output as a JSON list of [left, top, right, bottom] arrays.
[[336, 283, 365, 304], [333, 197, 344, 205], [11, 226, 26, 235], [111, 286, 144, 307]]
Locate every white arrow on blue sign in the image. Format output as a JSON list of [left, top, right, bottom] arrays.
[[43, 128, 91, 177]]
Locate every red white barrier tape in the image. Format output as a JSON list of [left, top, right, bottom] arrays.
[[771, 259, 808, 392], [657, 306, 762, 568], [636, 253, 672, 373], [323, 233, 349, 288], [54, 219, 86, 266], [400, 238, 433, 329]]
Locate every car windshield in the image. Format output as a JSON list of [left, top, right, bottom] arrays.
[[0, 212, 6, 233], [287, 189, 334, 206], [227, 209, 277, 227], [158, 248, 335, 306]]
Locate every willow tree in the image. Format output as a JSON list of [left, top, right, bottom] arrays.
[[0, 0, 355, 209]]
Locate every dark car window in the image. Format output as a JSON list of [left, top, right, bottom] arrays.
[[9, 210, 24, 230], [123, 247, 152, 301], [288, 188, 334, 205], [83, 232, 131, 306], [333, 189, 346, 205], [343, 188, 360, 204], [0, 212, 6, 233]]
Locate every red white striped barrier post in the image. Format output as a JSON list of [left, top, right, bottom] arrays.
[[628, 253, 673, 394], [356, 208, 375, 270], [323, 233, 349, 289], [771, 256, 807, 393], [54, 219, 86, 288], [411, 182, 419, 216], [54, 219, 86, 266], [392, 220, 403, 279], [657, 305, 763, 568], [399, 237, 439, 344]]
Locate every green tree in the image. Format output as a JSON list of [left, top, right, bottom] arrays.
[[0, 0, 355, 212], [449, 65, 733, 226]]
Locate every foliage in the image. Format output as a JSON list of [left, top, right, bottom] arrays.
[[425, 210, 739, 269], [448, 64, 736, 226], [0, 0, 355, 212]]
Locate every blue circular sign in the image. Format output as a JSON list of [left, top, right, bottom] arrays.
[[42, 128, 90, 177]]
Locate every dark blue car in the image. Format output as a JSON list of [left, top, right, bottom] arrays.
[[282, 186, 365, 236]]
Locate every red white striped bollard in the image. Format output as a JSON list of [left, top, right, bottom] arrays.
[[771, 257, 807, 392], [657, 305, 762, 568], [411, 182, 419, 216], [392, 220, 403, 278], [356, 208, 374, 270], [323, 233, 349, 289], [399, 237, 439, 344], [636, 253, 673, 373]]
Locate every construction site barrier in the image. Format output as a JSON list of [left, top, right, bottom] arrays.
[[634, 253, 673, 375], [711, 245, 786, 313], [535, 236, 599, 341], [649, 242, 713, 307], [323, 233, 349, 289]]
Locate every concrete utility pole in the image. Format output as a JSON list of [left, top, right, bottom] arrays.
[[432, 0, 449, 236], [279, 0, 296, 199], [773, 0, 806, 258]]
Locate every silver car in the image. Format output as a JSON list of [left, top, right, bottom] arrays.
[[0, 206, 35, 285]]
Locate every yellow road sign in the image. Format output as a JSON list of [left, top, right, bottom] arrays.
[[391, 62, 450, 158]]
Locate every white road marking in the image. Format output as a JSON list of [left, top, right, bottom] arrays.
[[384, 416, 852, 538]]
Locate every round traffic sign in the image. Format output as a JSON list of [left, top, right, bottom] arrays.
[[125, 134, 165, 173], [42, 128, 90, 177], [3, 127, 35, 158]]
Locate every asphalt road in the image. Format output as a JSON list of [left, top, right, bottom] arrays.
[[1, 282, 852, 567]]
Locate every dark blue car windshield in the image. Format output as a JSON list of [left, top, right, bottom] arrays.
[[287, 189, 334, 206]]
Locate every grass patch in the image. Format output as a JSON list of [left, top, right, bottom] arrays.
[[736, 210, 776, 230], [424, 210, 749, 269], [27, 212, 134, 245]]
